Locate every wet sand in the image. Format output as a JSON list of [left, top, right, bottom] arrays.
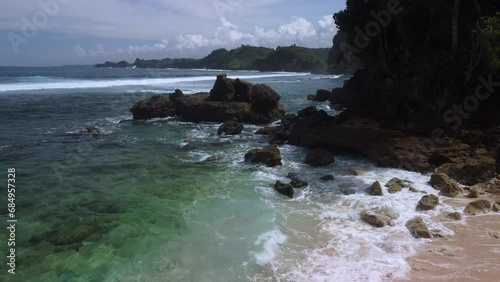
[[394, 198, 500, 282]]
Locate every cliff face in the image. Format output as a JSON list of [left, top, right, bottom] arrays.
[[332, 0, 500, 133]]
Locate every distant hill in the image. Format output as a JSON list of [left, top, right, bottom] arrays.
[[95, 45, 330, 73]]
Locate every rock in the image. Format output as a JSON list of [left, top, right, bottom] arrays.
[[80, 127, 101, 135], [329, 87, 347, 104], [244, 146, 282, 167], [218, 120, 244, 136], [233, 79, 253, 102], [466, 188, 479, 198], [436, 153, 496, 186], [366, 181, 383, 196], [406, 217, 432, 239], [417, 194, 440, 211], [274, 181, 294, 198], [361, 208, 399, 228], [361, 211, 390, 228], [313, 89, 331, 102], [269, 131, 289, 146], [286, 173, 308, 188], [464, 200, 492, 215], [340, 186, 357, 195], [429, 173, 463, 197], [493, 203, 500, 212], [209, 74, 235, 101], [255, 126, 281, 136], [307, 94, 316, 100], [250, 84, 281, 112], [131, 95, 176, 120], [331, 104, 343, 111], [447, 212, 462, 220], [170, 89, 184, 101], [320, 175, 335, 181], [304, 148, 335, 167], [347, 168, 366, 176], [385, 178, 404, 193], [298, 106, 317, 118]]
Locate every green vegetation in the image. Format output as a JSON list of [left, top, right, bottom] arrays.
[[472, 12, 500, 73], [95, 45, 330, 72]]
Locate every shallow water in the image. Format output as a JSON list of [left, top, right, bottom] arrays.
[[0, 67, 458, 282]]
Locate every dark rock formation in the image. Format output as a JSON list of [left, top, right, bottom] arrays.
[[218, 120, 244, 136], [244, 146, 282, 167], [366, 181, 383, 196], [406, 217, 432, 239], [313, 89, 331, 102], [298, 106, 317, 118], [417, 195, 440, 211], [131, 75, 285, 125], [304, 148, 334, 167], [130, 95, 176, 120], [274, 181, 294, 198], [464, 200, 492, 215], [429, 173, 463, 198], [209, 74, 235, 101]]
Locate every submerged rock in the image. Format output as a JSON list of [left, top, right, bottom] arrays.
[[218, 120, 244, 136], [429, 173, 463, 197], [304, 148, 335, 167], [464, 200, 492, 215], [406, 217, 432, 239], [274, 181, 294, 198], [385, 178, 404, 194], [447, 212, 462, 221], [347, 168, 366, 176], [417, 194, 439, 211], [366, 181, 383, 196], [340, 186, 357, 195], [244, 146, 282, 167], [360, 208, 399, 228], [320, 175, 334, 181], [80, 127, 101, 135]]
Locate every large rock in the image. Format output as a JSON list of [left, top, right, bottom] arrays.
[[218, 120, 244, 136], [417, 194, 439, 211], [233, 79, 253, 102], [366, 181, 383, 196], [385, 178, 405, 193], [464, 200, 492, 215], [313, 89, 331, 102], [209, 74, 235, 101], [406, 217, 432, 239], [131, 95, 176, 120], [244, 146, 282, 167], [250, 84, 281, 112], [298, 106, 317, 118], [429, 173, 463, 197], [304, 148, 335, 167], [360, 208, 398, 228]]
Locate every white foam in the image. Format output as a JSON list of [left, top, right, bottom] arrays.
[[252, 228, 287, 265], [0, 73, 310, 92]]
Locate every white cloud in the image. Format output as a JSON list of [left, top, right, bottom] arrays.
[[117, 39, 169, 54], [278, 17, 317, 39], [74, 45, 87, 58]]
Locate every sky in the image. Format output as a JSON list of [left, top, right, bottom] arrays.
[[0, 0, 346, 66]]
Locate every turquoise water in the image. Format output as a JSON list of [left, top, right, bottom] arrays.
[[0, 67, 458, 282]]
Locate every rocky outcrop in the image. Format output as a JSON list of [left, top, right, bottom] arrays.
[[385, 178, 405, 194], [429, 173, 463, 198], [244, 146, 282, 167], [218, 120, 243, 136], [366, 181, 383, 196], [406, 217, 432, 239], [320, 175, 334, 181], [304, 148, 335, 167], [286, 173, 308, 188], [131, 75, 285, 125], [130, 95, 176, 120], [417, 195, 440, 211], [464, 200, 492, 215], [298, 106, 317, 118], [274, 181, 294, 198], [313, 89, 331, 102]]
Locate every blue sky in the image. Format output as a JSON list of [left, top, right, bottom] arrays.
[[0, 0, 346, 66]]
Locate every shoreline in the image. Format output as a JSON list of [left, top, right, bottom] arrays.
[[394, 197, 500, 282]]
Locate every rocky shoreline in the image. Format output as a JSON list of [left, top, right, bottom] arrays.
[[130, 74, 499, 243]]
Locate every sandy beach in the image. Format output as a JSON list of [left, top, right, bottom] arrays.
[[395, 197, 500, 282]]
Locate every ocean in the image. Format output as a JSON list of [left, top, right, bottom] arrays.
[[0, 66, 458, 282]]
